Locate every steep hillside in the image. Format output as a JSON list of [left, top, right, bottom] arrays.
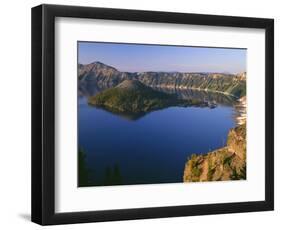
[[79, 62, 131, 89], [183, 123, 246, 182], [78, 62, 246, 98]]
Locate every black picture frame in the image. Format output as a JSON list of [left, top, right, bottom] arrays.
[[31, 4, 274, 225]]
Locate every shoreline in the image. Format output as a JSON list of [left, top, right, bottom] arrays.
[[152, 85, 239, 98], [234, 96, 247, 125]]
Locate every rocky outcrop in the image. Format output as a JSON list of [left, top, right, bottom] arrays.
[[236, 72, 246, 81], [234, 96, 247, 125], [79, 62, 246, 98], [183, 123, 246, 182], [79, 62, 131, 89]]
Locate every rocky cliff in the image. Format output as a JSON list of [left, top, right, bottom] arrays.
[[79, 62, 246, 98], [183, 124, 246, 182]]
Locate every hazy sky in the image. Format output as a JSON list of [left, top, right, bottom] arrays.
[[78, 42, 246, 74]]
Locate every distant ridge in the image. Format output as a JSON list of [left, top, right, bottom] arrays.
[[88, 61, 117, 70], [79, 62, 246, 98]]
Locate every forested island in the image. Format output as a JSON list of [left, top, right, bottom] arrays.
[[88, 80, 209, 114], [78, 61, 247, 185]]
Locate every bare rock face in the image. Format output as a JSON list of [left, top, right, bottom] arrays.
[[236, 72, 247, 81], [78, 62, 131, 89], [78, 62, 247, 98], [183, 124, 246, 182], [227, 124, 246, 160]]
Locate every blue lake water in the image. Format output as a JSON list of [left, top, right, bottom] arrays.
[[78, 92, 236, 186]]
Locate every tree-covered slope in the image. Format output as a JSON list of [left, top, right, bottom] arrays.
[[88, 80, 206, 113]]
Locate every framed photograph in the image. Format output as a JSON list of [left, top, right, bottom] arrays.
[[31, 4, 274, 225]]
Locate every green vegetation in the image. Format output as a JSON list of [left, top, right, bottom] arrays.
[[231, 165, 246, 180], [191, 167, 202, 178], [207, 165, 216, 181], [78, 148, 123, 186], [78, 149, 91, 187], [227, 83, 246, 98], [88, 80, 207, 114], [195, 76, 246, 98], [223, 154, 234, 166], [103, 164, 123, 185]]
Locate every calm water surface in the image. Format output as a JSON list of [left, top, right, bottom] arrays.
[[78, 90, 236, 186]]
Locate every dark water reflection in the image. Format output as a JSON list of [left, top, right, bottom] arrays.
[[78, 86, 237, 186], [154, 87, 237, 106]]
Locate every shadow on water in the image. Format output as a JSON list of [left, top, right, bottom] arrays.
[[154, 87, 237, 106], [86, 93, 237, 121], [78, 149, 93, 187], [78, 85, 239, 187], [103, 164, 123, 186], [79, 82, 237, 106], [78, 148, 123, 187], [79, 84, 237, 121], [78, 81, 101, 97], [91, 105, 148, 121]]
